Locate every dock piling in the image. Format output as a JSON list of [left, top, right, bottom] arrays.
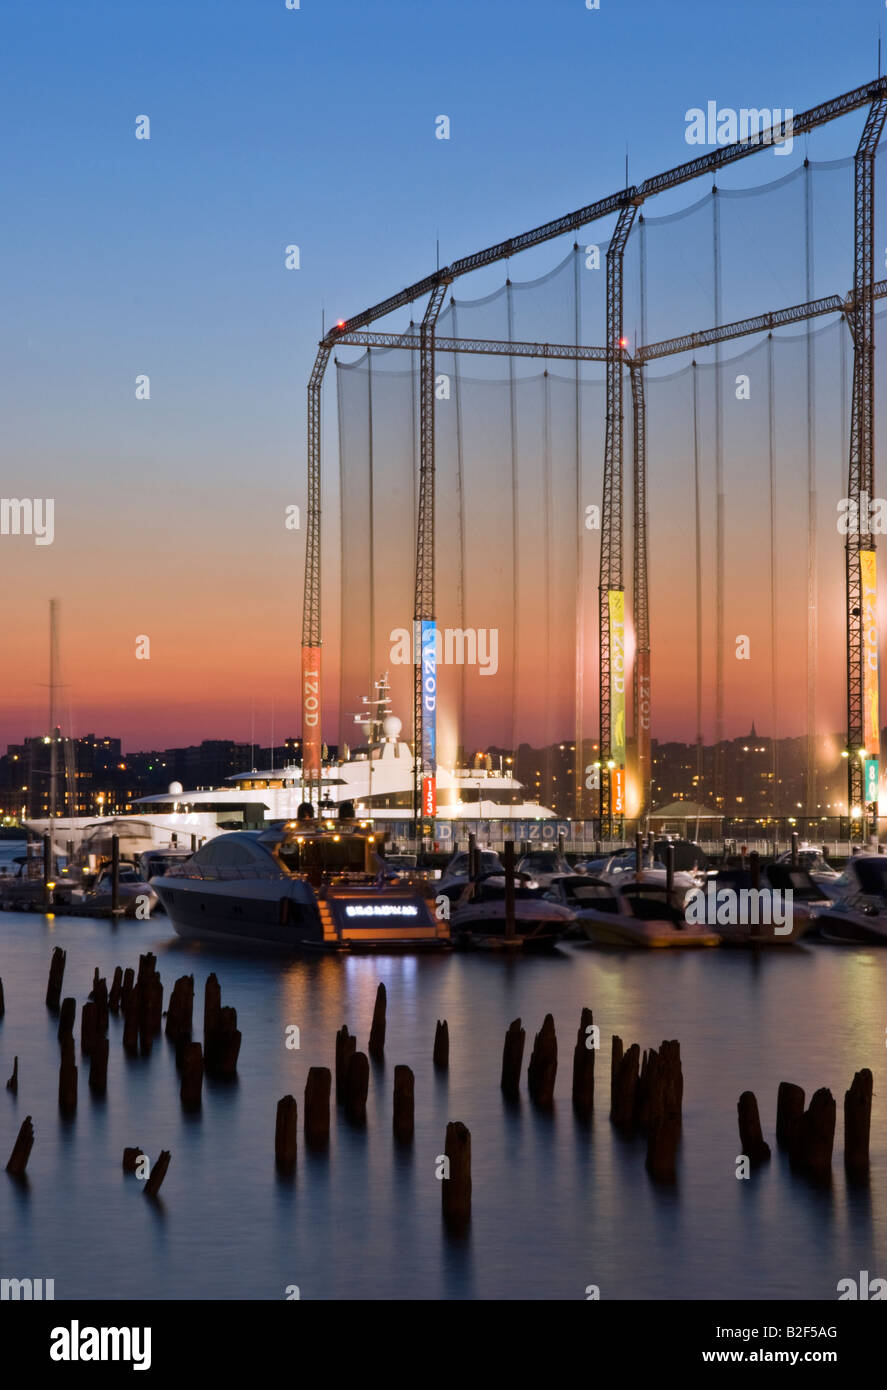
[[500, 1018, 525, 1098], [844, 1069, 873, 1181], [368, 982, 386, 1059], [433, 1019, 449, 1070], [304, 1067, 331, 1146], [527, 1013, 557, 1106], [46, 946, 66, 1011], [5, 1117, 34, 1176], [275, 1095, 298, 1171], [737, 1090, 771, 1166], [441, 1121, 471, 1231], [571, 1007, 595, 1116], [393, 1065, 414, 1143]]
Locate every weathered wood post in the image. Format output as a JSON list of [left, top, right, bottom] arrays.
[[89, 1037, 109, 1095], [468, 832, 477, 882], [644, 1041, 683, 1179], [791, 831, 799, 868], [204, 973, 221, 1053], [748, 851, 760, 890], [441, 1121, 471, 1231], [58, 1035, 77, 1114], [393, 1065, 414, 1143], [635, 830, 643, 874], [90, 971, 109, 1036], [0, 976, 4, 1019], [527, 1014, 557, 1105], [144, 1150, 171, 1197], [500, 1018, 525, 1098], [572, 1007, 595, 1116], [737, 1090, 771, 1166], [122, 1147, 146, 1173], [81, 1000, 98, 1056], [6, 1056, 18, 1093], [610, 1036, 640, 1131], [776, 1081, 805, 1149], [335, 1025, 356, 1103], [368, 982, 386, 1059], [46, 946, 66, 1011], [121, 967, 135, 1012], [122, 984, 141, 1055], [207, 1006, 241, 1078], [110, 834, 121, 916], [790, 1087, 836, 1184], [108, 966, 124, 1014], [844, 1068, 873, 1182], [275, 1095, 298, 1171], [344, 1051, 369, 1123], [5, 1117, 34, 1175], [57, 996, 76, 1041], [433, 1019, 449, 1070], [180, 1042, 204, 1110], [304, 1067, 331, 1147], [165, 975, 194, 1045], [504, 840, 516, 941], [665, 844, 674, 896]]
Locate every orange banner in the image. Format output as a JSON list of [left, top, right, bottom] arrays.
[[611, 767, 626, 817], [301, 645, 322, 784]]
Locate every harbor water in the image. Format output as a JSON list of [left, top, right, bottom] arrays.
[[0, 896, 885, 1300]]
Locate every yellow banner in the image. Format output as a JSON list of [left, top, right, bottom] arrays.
[[608, 590, 626, 768], [861, 551, 879, 756]]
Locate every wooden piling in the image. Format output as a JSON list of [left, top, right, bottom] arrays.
[[503, 840, 516, 941], [776, 1081, 805, 1149], [571, 1007, 595, 1117], [5, 1117, 34, 1176], [610, 1036, 640, 1130], [844, 1068, 873, 1181], [304, 1066, 331, 1146], [0, 976, 4, 1019], [527, 1013, 558, 1106], [46, 946, 66, 1010], [121, 967, 135, 1012], [441, 1121, 471, 1231], [165, 975, 194, 1044], [737, 1091, 771, 1165], [81, 1000, 98, 1056], [368, 982, 386, 1059], [204, 973, 221, 1051], [144, 1149, 170, 1198], [665, 843, 675, 895], [344, 1050, 369, 1123], [207, 1006, 241, 1078], [110, 834, 121, 916], [89, 972, 109, 1036], [6, 1056, 18, 1093], [790, 1087, 836, 1184], [122, 984, 141, 1055], [122, 1147, 145, 1173], [335, 1025, 356, 1103], [58, 1035, 77, 1114], [108, 966, 123, 1014], [643, 1041, 683, 1180], [433, 1019, 449, 1070], [393, 1065, 414, 1143], [500, 1018, 525, 1098], [57, 996, 76, 1041], [180, 1042, 204, 1111], [88, 1037, 109, 1095], [275, 1095, 298, 1171]]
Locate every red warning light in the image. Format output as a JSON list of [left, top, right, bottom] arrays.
[[619, 336, 628, 348], [337, 320, 346, 329]]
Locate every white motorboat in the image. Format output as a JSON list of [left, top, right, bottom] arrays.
[[810, 854, 887, 945], [566, 876, 720, 948]]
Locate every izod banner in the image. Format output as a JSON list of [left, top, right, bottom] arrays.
[[419, 619, 437, 770], [301, 645, 322, 783], [608, 590, 626, 768], [860, 550, 879, 758]]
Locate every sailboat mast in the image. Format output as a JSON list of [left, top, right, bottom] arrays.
[[49, 598, 59, 818]]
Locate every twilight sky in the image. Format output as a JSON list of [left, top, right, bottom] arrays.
[[0, 0, 884, 752]]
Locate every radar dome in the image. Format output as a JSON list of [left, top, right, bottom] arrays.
[[168, 781, 184, 796], [382, 715, 402, 740]]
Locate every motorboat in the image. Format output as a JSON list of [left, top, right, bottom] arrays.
[[772, 846, 840, 888], [570, 876, 720, 948], [448, 870, 573, 950], [438, 848, 506, 897], [516, 849, 576, 886], [810, 854, 887, 944], [685, 864, 825, 945], [76, 864, 158, 918], [153, 819, 449, 951]]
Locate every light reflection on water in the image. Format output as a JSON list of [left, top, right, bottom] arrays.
[[0, 909, 884, 1300]]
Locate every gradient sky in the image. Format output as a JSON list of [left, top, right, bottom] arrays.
[[1, 0, 884, 752]]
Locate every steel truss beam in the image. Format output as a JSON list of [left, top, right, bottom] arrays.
[[847, 98, 887, 825], [413, 279, 451, 821]]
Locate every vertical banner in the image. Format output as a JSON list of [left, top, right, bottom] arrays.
[[301, 645, 322, 787], [860, 551, 879, 762], [420, 619, 437, 816], [611, 768, 626, 816], [608, 590, 626, 770]]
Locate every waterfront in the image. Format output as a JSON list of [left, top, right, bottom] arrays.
[[1, 904, 884, 1300]]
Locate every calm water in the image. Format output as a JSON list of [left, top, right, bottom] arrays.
[[0, 895, 885, 1300]]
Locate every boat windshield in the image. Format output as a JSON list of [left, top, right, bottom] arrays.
[[275, 836, 368, 875], [853, 859, 887, 897]]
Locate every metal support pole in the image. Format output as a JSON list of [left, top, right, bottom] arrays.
[[413, 278, 451, 824], [301, 341, 333, 791], [600, 200, 638, 838], [846, 98, 887, 831], [629, 362, 651, 821]]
